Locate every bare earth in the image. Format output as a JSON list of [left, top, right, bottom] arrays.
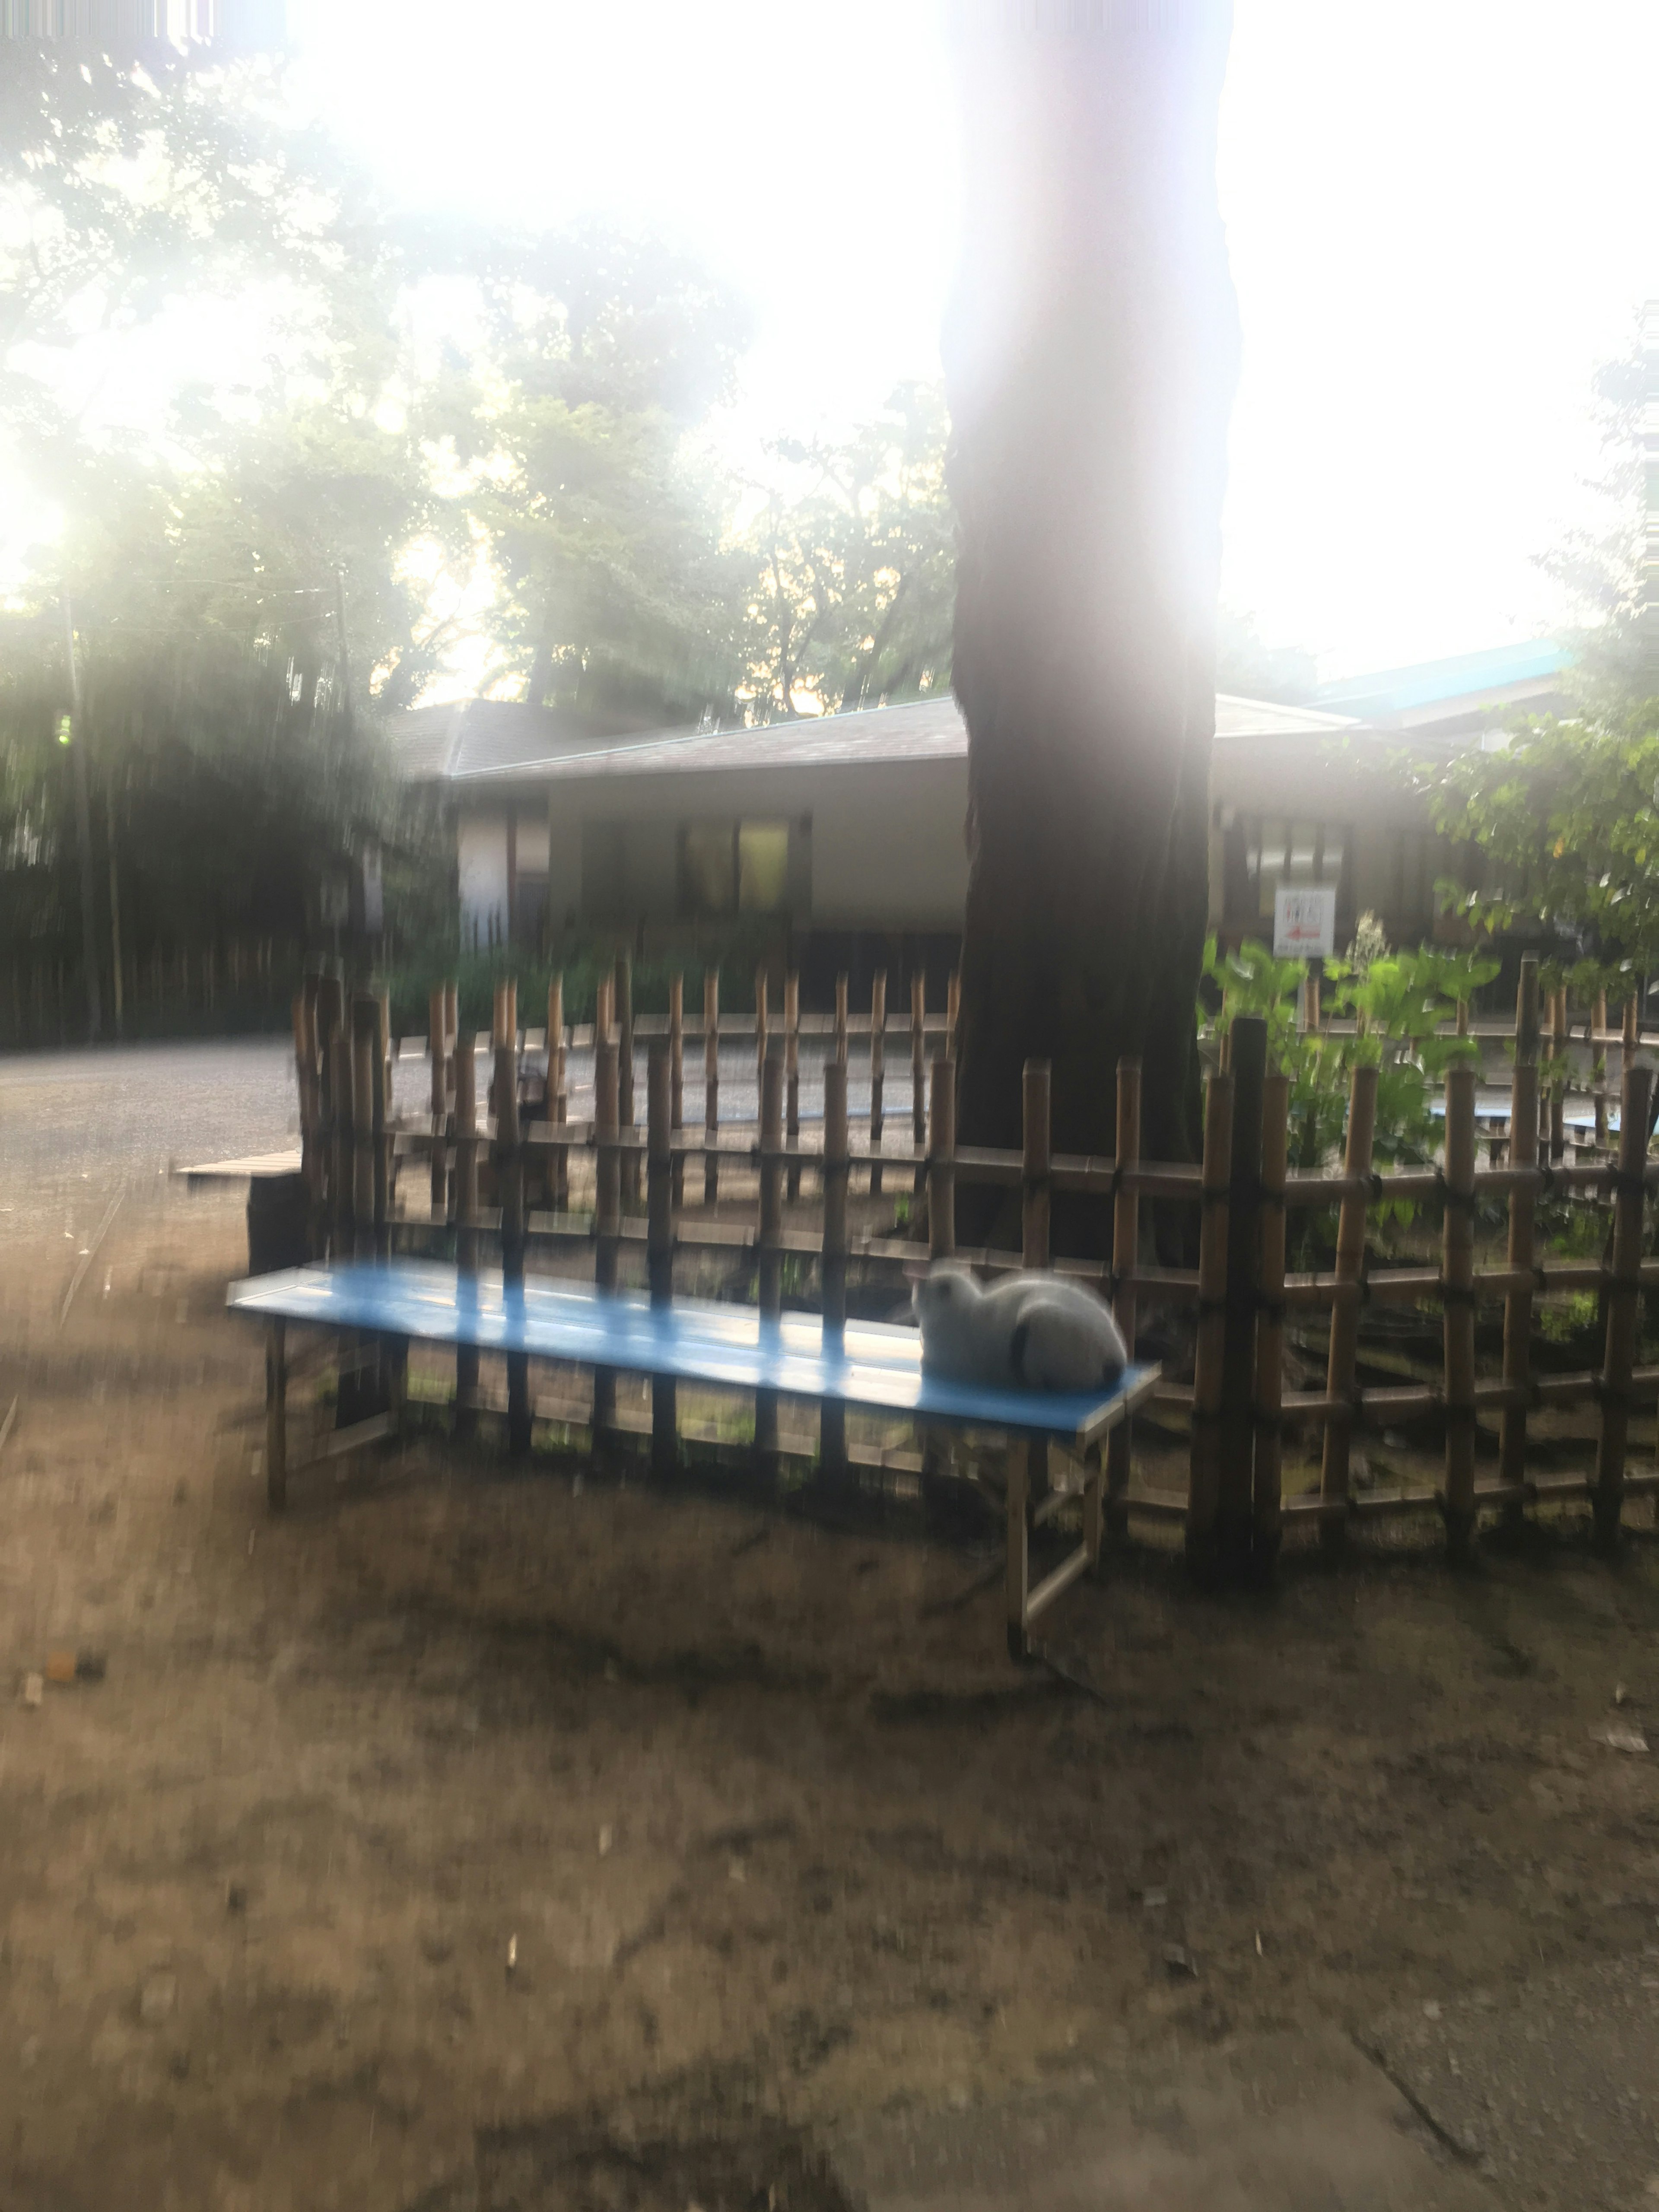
[[6, 1044, 1659, 2210]]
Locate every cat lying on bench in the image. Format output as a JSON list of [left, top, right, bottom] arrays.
[[913, 1262, 1129, 1393]]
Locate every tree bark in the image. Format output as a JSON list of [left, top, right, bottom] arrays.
[[944, 0, 1238, 1252]]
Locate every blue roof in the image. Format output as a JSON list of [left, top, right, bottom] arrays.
[[1315, 640, 1564, 719]]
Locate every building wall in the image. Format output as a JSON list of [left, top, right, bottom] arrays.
[[457, 758, 970, 940], [457, 811, 509, 947]]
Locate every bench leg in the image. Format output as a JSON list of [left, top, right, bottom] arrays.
[[1084, 1442, 1105, 1576], [652, 1373, 677, 1479], [1105, 1421, 1131, 1546], [1006, 1438, 1032, 1661], [266, 1319, 287, 1513], [507, 1350, 531, 1455]]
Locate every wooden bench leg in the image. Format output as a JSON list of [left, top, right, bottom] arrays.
[[266, 1319, 287, 1513], [1006, 1438, 1032, 1661]]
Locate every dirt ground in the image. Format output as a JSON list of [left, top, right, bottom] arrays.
[[7, 1170, 1659, 2209]]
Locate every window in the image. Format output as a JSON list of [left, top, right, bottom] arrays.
[[1222, 814, 1350, 926], [679, 821, 791, 916]]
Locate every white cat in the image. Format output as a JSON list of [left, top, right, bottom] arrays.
[[912, 1262, 1130, 1392]]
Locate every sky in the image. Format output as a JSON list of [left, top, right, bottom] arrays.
[[6, 1, 1654, 686], [273, 0, 1655, 683]]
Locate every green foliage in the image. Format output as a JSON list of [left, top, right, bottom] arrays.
[[1201, 926, 1499, 1198], [1423, 698, 1659, 1001]]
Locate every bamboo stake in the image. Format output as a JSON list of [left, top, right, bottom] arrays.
[[429, 983, 448, 1218], [928, 1053, 956, 1260], [351, 997, 376, 1252], [1442, 1061, 1478, 1563], [1254, 1068, 1289, 1572], [497, 1030, 530, 1452], [1595, 1055, 1653, 1552], [549, 971, 568, 1208], [1219, 1014, 1267, 1573], [669, 972, 685, 1207], [1013, 1058, 1052, 1604], [911, 973, 927, 1194], [1499, 955, 1540, 1521], [615, 952, 638, 1207], [647, 1038, 676, 1477], [785, 970, 801, 1201], [1318, 1062, 1377, 1551], [869, 970, 887, 1196], [454, 1034, 479, 1435], [1186, 1069, 1233, 1576], [1022, 1059, 1050, 1267], [755, 1037, 785, 1464], [593, 1038, 620, 1441], [821, 1055, 849, 1485], [1106, 1056, 1141, 1545], [703, 968, 720, 1205]]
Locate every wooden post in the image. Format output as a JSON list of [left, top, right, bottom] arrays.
[[549, 971, 569, 1208], [593, 1038, 620, 1441], [1318, 1062, 1377, 1551], [1595, 988, 1609, 1149], [1254, 1068, 1289, 1574], [946, 967, 960, 1060], [1107, 1057, 1141, 1545], [1442, 1062, 1478, 1562], [444, 979, 458, 1074], [454, 1034, 479, 1435], [265, 1319, 287, 1512], [755, 1037, 785, 1464], [869, 970, 887, 1196], [1219, 1013, 1267, 1576], [821, 1055, 850, 1484], [669, 972, 685, 1207], [647, 1038, 677, 1478], [911, 972, 927, 1194], [1550, 985, 1567, 1163], [834, 972, 849, 1064], [292, 987, 322, 1236], [1594, 1055, 1653, 1553], [755, 963, 769, 1087], [928, 1053, 956, 1260], [429, 983, 448, 1218], [1499, 955, 1540, 1521], [1186, 1068, 1233, 1576], [785, 970, 801, 1201], [703, 968, 720, 1205], [615, 952, 638, 1207], [497, 1032, 530, 1454]]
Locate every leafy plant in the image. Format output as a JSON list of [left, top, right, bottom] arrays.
[[1201, 922, 1500, 1222]]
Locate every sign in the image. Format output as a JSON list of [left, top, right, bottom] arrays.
[[1273, 884, 1337, 959]]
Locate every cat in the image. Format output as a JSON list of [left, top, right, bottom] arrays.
[[912, 1261, 1129, 1392]]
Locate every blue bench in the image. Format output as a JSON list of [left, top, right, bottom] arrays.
[[228, 1258, 1159, 1654]]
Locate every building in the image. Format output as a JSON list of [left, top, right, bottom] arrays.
[[388, 641, 1564, 979]]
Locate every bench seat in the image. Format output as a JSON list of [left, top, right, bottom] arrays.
[[228, 1258, 1159, 1656]]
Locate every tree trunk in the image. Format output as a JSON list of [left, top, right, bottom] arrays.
[[944, 2, 1238, 1253]]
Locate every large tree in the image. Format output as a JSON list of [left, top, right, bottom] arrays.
[[944, 3, 1239, 1237]]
